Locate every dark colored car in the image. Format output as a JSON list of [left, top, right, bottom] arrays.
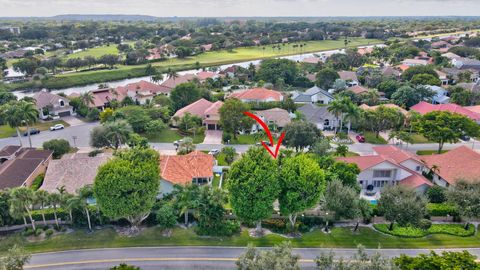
[[23, 128, 40, 136], [460, 134, 471, 141], [356, 134, 365, 143]]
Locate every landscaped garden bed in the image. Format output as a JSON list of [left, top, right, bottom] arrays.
[[373, 223, 475, 238]]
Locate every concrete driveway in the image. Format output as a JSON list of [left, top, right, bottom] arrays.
[[203, 130, 223, 144], [62, 116, 86, 127]]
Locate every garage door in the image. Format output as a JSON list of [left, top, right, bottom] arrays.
[[58, 111, 71, 117]]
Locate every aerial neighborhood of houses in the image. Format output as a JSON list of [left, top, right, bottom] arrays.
[[3, 17, 480, 268]]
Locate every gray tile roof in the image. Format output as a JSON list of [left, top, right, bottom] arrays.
[[298, 103, 336, 124]]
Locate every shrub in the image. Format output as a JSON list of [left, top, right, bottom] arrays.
[[110, 263, 141, 270], [156, 204, 177, 229], [43, 139, 71, 159], [87, 108, 100, 121], [45, 229, 54, 237], [427, 203, 458, 217], [30, 174, 44, 191], [222, 132, 232, 143], [88, 149, 103, 157], [262, 219, 308, 234], [374, 223, 475, 238], [195, 220, 240, 237], [34, 228, 43, 236], [418, 219, 432, 230], [426, 185, 447, 203], [22, 228, 34, 237]]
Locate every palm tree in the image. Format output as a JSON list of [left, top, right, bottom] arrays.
[[173, 184, 200, 226], [48, 192, 62, 228], [35, 190, 50, 226], [104, 120, 133, 149], [80, 92, 95, 107], [151, 73, 164, 84], [17, 101, 38, 148], [166, 68, 178, 82], [62, 193, 76, 222], [68, 186, 94, 231], [327, 98, 349, 133], [1, 102, 24, 146], [9, 187, 37, 230], [344, 103, 360, 134]]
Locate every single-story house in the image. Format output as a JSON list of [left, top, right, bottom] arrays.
[[172, 98, 224, 130], [116, 80, 171, 104], [442, 68, 480, 84], [0, 146, 53, 189], [252, 108, 291, 132], [291, 86, 334, 104], [421, 146, 480, 188], [196, 71, 218, 82], [200, 44, 213, 51], [41, 153, 111, 194], [33, 90, 74, 119], [381, 66, 401, 78], [359, 104, 408, 116], [457, 82, 480, 94], [435, 70, 449, 86], [452, 57, 480, 70], [338, 71, 359, 87], [410, 101, 480, 123], [2, 68, 26, 83], [298, 103, 339, 131], [402, 59, 429, 67], [228, 88, 284, 103], [159, 151, 215, 196], [347, 85, 369, 95], [338, 145, 432, 199]]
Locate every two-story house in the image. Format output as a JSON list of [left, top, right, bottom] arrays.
[[33, 90, 74, 119], [172, 98, 224, 130], [228, 88, 284, 103], [338, 146, 432, 200], [291, 86, 334, 104]]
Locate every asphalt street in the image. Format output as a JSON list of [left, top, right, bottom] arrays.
[[25, 246, 480, 270]]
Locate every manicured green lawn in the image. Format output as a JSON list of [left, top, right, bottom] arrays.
[[212, 175, 221, 188], [3, 225, 480, 254], [145, 129, 205, 144], [410, 133, 433, 144], [62, 45, 120, 60], [216, 152, 238, 166], [228, 134, 270, 145], [417, 150, 449, 155], [0, 120, 70, 139], [363, 132, 387, 144]]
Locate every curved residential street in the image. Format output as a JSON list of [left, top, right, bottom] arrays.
[[25, 246, 480, 270]]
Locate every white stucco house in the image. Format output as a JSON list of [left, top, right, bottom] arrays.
[[291, 86, 334, 104]]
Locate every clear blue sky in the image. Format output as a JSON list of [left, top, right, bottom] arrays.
[[1, 0, 479, 17]]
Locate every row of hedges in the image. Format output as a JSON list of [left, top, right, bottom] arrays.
[[426, 203, 459, 217], [374, 223, 475, 238]]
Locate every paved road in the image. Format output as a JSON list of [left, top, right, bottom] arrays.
[[25, 246, 480, 270]]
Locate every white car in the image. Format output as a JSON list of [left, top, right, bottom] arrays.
[[50, 124, 65, 131], [208, 149, 220, 156]]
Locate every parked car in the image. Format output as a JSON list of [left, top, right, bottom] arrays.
[[460, 134, 471, 141], [23, 128, 40, 136], [356, 134, 365, 143], [256, 140, 273, 147], [173, 139, 183, 148], [50, 124, 65, 131], [208, 149, 220, 156]]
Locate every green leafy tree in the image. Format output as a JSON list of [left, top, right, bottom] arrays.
[[334, 144, 349, 157], [256, 58, 299, 85], [170, 82, 201, 111], [322, 179, 359, 229], [219, 98, 253, 139], [391, 85, 433, 108], [377, 185, 427, 230], [34, 190, 50, 226], [109, 264, 141, 270], [227, 147, 280, 234], [283, 121, 321, 151], [401, 65, 438, 81], [394, 251, 479, 270], [325, 161, 361, 191], [94, 148, 160, 232], [316, 68, 339, 90], [447, 181, 480, 229], [13, 58, 38, 76], [410, 73, 442, 86], [279, 155, 325, 231], [316, 244, 395, 270], [114, 106, 151, 133], [360, 106, 405, 138], [426, 185, 447, 203], [156, 204, 177, 230], [309, 138, 332, 156], [103, 120, 133, 149], [196, 185, 229, 234], [43, 139, 71, 159], [417, 111, 480, 153], [177, 137, 196, 155], [0, 245, 31, 270], [237, 242, 300, 270]]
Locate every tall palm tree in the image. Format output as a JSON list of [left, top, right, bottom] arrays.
[[80, 92, 95, 107], [344, 103, 360, 134], [67, 186, 94, 231], [48, 192, 62, 228], [151, 73, 164, 84], [173, 184, 200, 226], [104, 120, 133, 149], [166, 68, 178, 82], [17, 101, 38, 148], [35, 190, 50, 226], [327, 98, 347, 133], [62, 193, 76, 223], [9, 187, 37, 230], [1, 102, 24, 146]]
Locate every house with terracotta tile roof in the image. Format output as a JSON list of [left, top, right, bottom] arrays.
[[86, 88, 120, 110], [116, 80, 171, 104], [337, 145, 432, 199], [159, 151, 215, 195], [172, 99, 224, 130], [420, 146, 480, 187], [410, 101, 480, 123], [196, 71, 218, 81], [228, 88, 284, 103], [33, 90, 74, 119], [359, 104, 408, 116], [338, 71, 359, 87], [347, 85, 369, 95], [0, 146, 53, 189]]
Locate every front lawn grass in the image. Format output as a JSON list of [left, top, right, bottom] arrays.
[[216, 152, 238, 166], [212, 175, 221, 188], [228, 134, 269, 145], [373, 223, 475, 238], [416, 149, 449, 155], [333, 151, 360, 157], [363, 131, 387, 144], [0, 120, 70, 139], [3, 225, 480, 255], [145, 129, 205, 144], [410, 133, 433, 144]]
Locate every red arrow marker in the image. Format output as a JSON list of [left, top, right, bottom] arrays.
[[243, 111, 285, 159]]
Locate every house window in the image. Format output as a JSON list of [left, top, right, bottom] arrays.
[[373, 180, 389, 187], [324, 119, 330, 126], [416, 166, 422, 171], [193, 178, 208, 185], [59, 100, 65, 107], [373, 170, 391, 178]]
